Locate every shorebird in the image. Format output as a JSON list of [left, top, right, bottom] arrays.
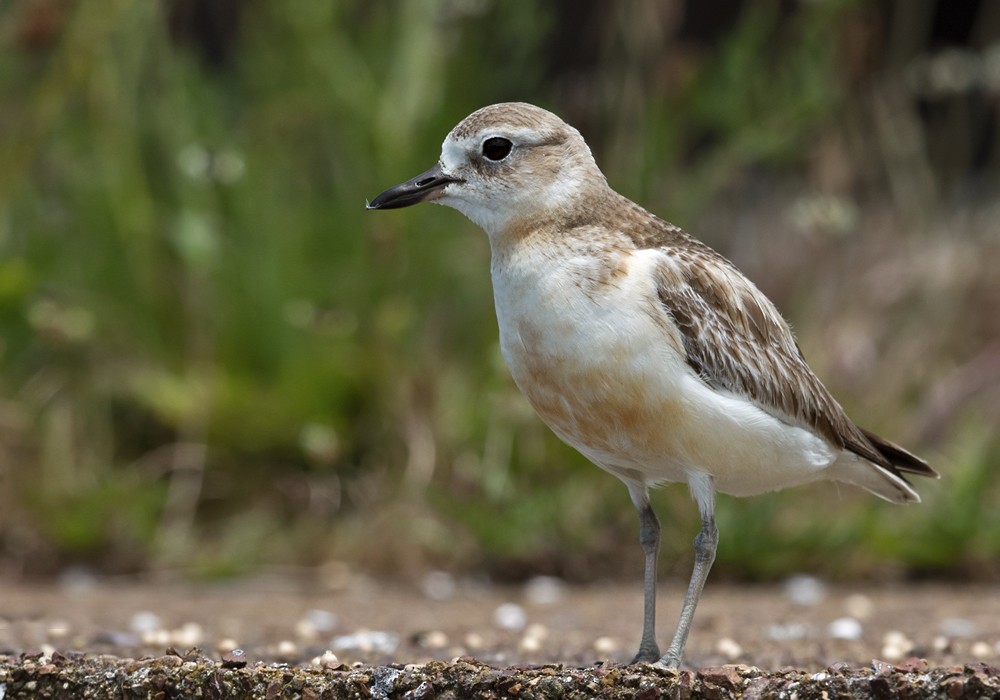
[[367, 102, 937, 667]]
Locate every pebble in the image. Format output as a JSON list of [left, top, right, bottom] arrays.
[[57, 567, 98, 593], [766, 622, 809, 641], [275, 640, 298, 660], [894, 656, 929, 673], [331, 630, 400, 655], [220, 648, 247, 669], [141, 629, 171, 647], [416, 630, 448, 649], [939, 617, 976, 638], [970, 641, 993, 658], [129, 612, 162, 634], [309, 608, 340, 631], [463, 632, 484, 650], [715, 636, 743, 660], [295, 609, 339, 641], [523, 576, 565, 605], [880, 630, 914, 661], [843, 594, 874, 620], [170, 622, 204, 648], [932, 635, 951, 652], [314, 650, 340, 668], [493, 603, 527, 631], [593, 636, 620, 655], [216, 637, 240, 653], [783, 574, 827, 606], [519, 635, 542, 653], [295, 618, 319, 642], [519, 623, 548, 653], [828, 617, 863, 641], [422, 570, 457, 601], [46, 620, 71, 641]]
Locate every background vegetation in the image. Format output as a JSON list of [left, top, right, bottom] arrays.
[[1, 0, 998, 583]]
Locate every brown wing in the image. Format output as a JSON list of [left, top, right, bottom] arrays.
[[645, 231, 936, 480]]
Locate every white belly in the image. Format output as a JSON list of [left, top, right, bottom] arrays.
[[491, 246, 836, 497]]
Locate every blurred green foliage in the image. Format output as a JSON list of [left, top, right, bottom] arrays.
[[1, 0, 997, 581]]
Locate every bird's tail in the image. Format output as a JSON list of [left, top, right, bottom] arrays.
[[833, 429, 938, 505], [859, 428, 938, 478]]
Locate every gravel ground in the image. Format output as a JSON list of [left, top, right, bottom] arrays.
[[2, 575, 999, 698]]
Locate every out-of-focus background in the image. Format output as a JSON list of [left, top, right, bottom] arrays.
[[0, 0, 997, 585]]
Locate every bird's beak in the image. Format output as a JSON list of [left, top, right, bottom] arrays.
[[366, 163, 463, 210]]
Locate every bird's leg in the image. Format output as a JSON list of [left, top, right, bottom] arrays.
[[628, 486, 661, 664], [657, 512, 718, 668]]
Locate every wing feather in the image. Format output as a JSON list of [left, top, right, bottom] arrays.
[[625, 216, 936, 480]]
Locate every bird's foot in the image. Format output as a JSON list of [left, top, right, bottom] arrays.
[[653, 650, 682, 670], [629, 643, 661, 665]]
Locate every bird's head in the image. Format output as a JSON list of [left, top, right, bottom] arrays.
[[367, 102, 608, 238]]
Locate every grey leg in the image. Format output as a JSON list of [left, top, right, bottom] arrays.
[[657, 513, 718, 668], [627, 485, 661, 664]]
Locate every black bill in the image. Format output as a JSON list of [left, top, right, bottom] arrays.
[[366, 163, 463, 210]]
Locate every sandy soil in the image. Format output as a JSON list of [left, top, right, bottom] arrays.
[[2, 574, 999, 669]]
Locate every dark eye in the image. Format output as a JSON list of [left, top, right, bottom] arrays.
[[482, 137, 512, 161]]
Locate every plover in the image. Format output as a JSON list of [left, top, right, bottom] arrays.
[[367, 102, 937, 667]]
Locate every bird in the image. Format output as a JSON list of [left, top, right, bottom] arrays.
[[366, 102, 938, 668]]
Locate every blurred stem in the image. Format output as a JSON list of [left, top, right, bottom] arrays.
[[155, 256, 217, 565], [402, 388, 437, 493], [376, 0, 446, 165], [86, 0, 161, 295], [870, 83, 937, 227], [0, 2, 87, 206]]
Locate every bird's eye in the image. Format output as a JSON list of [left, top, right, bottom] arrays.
[[482, 137, 513, 161]]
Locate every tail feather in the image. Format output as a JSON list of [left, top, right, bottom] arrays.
[[859, 428, 939, 479], [831, 457, 922, 504], [834, 428, 937, 505]]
